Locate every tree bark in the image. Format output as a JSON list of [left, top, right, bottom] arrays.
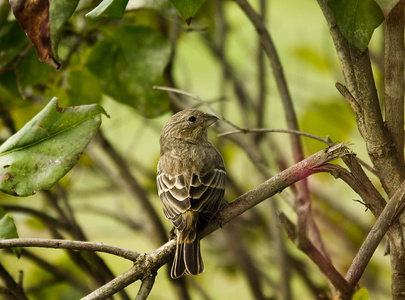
[[385, 2, 405, 298]]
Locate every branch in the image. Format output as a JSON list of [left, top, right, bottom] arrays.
[[0, 239, 140, 261], [203, 143, 349, 234], [219, 128, 331, 145], [345, 180, 405, 287], [317, 0, 403, 197], [233, 0, 305, 164], [81, 240, 176, 300], [384, 1, 405, 169], [135, 275, 155, 300], [279, 213, 354, 298]]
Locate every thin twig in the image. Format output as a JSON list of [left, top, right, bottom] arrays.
[[0, 239, 140, 261], [219, 128, 331, 145], [153, 86, 243, 131]]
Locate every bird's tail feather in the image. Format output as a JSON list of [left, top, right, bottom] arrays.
[[171, 231, 204, 278]]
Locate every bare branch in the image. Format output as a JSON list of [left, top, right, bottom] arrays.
[[335, 82, 361, 114], [81, 240, 177, 300], [318, 0, 403, 197], [345, 180, 405, 287], [135, 275, 156, 300], [204, 143, 350, 234], [0, 239, 140, 261], [219, 128, 331, 145], [384, 1, 405, 169]]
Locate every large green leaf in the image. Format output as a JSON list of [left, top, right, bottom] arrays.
[[0, 98, 108, 196], [329, 0, 384, 52], [86, 0, 130, 22], [170, 0, 206, 25], [0, 206, 20, 257], [87, 25, 171, 117]]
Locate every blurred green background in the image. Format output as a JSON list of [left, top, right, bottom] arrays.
[[0, 0, 390, 299]]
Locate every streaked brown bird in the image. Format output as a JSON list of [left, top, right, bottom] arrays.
[[157, 109, 226, 278]]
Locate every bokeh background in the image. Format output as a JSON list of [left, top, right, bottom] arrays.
[[0, 0, 390, 299]]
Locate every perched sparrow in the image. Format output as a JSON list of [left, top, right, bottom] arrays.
[[157, 109, 226, 278]]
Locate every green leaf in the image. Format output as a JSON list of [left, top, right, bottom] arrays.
[[86, 0, 130, 22], [49, 0, 80, 64], [352, 287, 369, 300], [329, 0, 384, 52], [0, 206, 20, 257], [170, 0, 206, 25], [0, 98, 108, 197], [87, 25, 171, 117]]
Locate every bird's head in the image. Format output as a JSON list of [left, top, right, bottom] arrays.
[[160, 109, 218, 146]]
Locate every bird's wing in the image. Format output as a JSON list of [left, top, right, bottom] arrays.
[[190, 167, 226, 231], [157, 167, 226, 232], [157, 171, 191, 229]]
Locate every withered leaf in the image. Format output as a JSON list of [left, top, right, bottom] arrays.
[[9, 0, 60, 69]]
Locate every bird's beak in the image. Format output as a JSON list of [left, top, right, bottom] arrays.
[[202, 114, 219, 128]]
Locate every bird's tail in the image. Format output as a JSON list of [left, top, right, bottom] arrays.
[[171, 231, 204, 278]]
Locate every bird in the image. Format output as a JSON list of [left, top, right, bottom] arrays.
[[157, 109, 226, 278]]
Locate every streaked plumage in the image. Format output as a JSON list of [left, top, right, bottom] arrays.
[[157, 109, 226, 278]]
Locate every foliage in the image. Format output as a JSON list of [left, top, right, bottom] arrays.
[[0, 98, 107, 196], [0, 0, 403, 299], [329, 0, 384, 52]]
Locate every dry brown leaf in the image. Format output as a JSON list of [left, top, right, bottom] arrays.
[[10, 0, 60, 69]]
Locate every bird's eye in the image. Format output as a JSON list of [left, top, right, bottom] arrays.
[[188, 116, 196, 122]]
